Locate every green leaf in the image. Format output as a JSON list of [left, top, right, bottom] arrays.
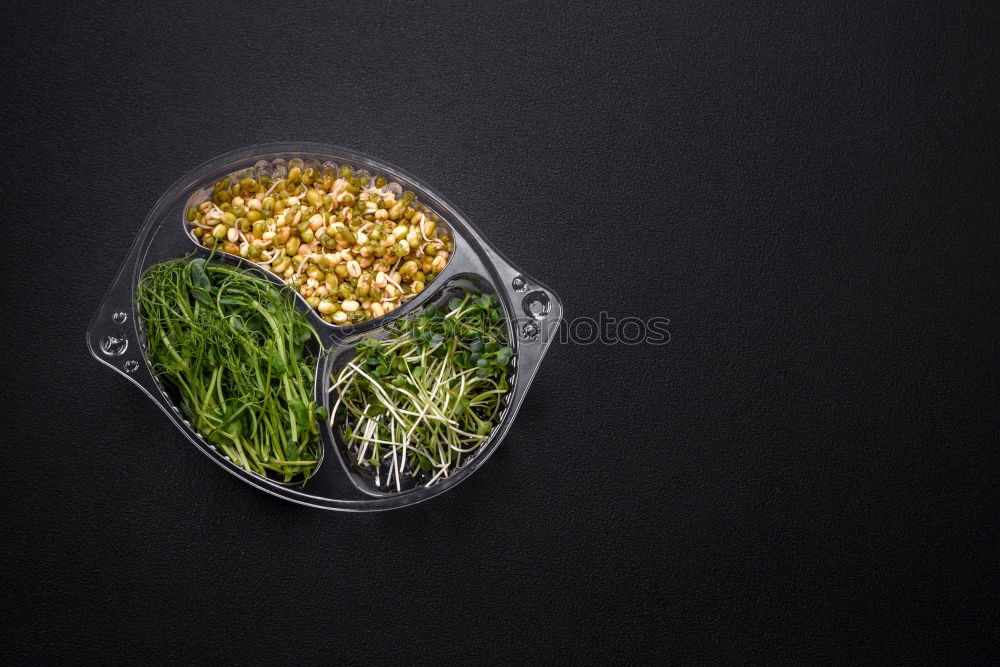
[[188, 258, 212, 291], [269, 345, 287, 373], [188, 259, 213, 305], [287, 398, 310, 427], [250, 315, 268, 332], [191, 287, 212, 305]]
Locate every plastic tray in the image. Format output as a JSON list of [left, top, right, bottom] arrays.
[[86, 143, 561, 511]]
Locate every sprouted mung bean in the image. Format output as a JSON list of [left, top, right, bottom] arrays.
[[186, 160, 454, 325], [330, 291, 514, 492]]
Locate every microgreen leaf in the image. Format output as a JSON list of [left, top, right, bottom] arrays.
[[287, 398, 310, 427]]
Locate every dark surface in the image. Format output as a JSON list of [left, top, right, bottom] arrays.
[[2, 1, 998, 663]]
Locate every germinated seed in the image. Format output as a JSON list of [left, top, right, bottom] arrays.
[[190, 166, 454, 325]]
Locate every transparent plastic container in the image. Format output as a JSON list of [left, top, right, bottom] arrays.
[[86, 143, 561, 511]]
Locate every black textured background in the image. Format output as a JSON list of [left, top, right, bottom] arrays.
[[3, 1, 998, 663]]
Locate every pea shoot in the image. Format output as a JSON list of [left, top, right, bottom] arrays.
[[330, 291, 514, 492], [138, 257, 325, 483]]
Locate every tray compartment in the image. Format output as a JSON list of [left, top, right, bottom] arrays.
[[322, 271, 518, 496], [179, 157, 458, 331], [133, 247, 330, 487]]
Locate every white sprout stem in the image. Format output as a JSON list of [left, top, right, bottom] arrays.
[[345, 363, 410, 426], [293, 253, 323, 279], [427, 467, 449, 486], [258, 249, 284, 266], [345, 432, 407, 448], [262, 178, 284, 198], [391, 422, 401, 492]]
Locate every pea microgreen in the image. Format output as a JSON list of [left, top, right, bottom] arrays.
[[138, 257, 323, 483]]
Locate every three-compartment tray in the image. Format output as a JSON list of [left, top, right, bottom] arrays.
[[86, 143, 561, 511]]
